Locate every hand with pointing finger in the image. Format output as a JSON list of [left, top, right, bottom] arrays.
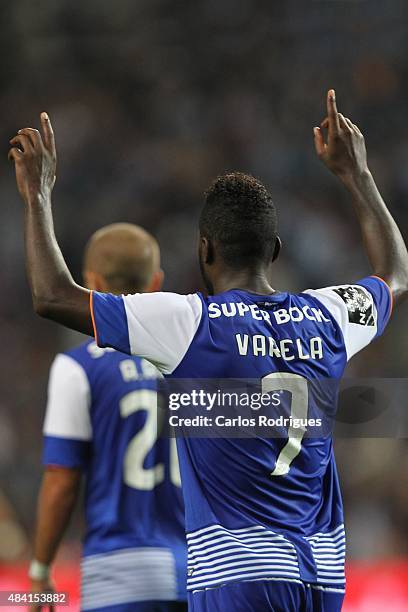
[[8, 113, 57, 206], [314, 90, 369, 183]]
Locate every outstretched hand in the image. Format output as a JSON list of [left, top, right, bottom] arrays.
[[9, 113, 56, 205], [314, 90, 369, 182]]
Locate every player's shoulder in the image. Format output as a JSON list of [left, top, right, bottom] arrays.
[[64, 338, 152, 371], [124, 291, 202, 313], [122, 292, 204, 337], [56, 341, 159, 393], [48, 346, 92, 395], [63, 338, 112, 365], [298, 276, 393, 361], [56, 339, 119, 380]]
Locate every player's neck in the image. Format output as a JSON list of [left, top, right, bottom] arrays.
[[212, 269, 275, 295]]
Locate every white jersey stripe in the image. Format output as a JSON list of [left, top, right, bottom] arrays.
[[190, 546, 298, 565], [187, 524, 271, 543], [306, 524, 346, 585], [191, 552, 299, 568], [188, 539, 295, 557], [81, 547, 178, 610], [191, 576, 304, 594], [305, 524, 345, 539], [190, 569, 301, 591], [190, 560, 300, 580]]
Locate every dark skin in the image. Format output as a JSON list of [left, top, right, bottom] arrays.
[[8, 91, 408, 334], [9, 113, 92, 334], [29, 467, 81, 612]]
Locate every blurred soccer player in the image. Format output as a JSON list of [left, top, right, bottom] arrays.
[[10, 90, 408, 612], [28, 224, 187, 612]]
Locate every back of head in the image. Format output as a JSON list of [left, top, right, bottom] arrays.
[[83, 223, 162, 294], [199, 172, 278, 269]]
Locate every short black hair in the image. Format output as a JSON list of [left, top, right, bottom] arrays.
[[200, 172, 278, 269]]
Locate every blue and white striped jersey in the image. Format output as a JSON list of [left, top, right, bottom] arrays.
[[43, 341, 187, 608], [90, 276, 392, 593]]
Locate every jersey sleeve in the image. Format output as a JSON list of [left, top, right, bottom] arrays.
[[90, 291, 203, 374], [43, 354, 92, 469], [303, 275, 393, 361]]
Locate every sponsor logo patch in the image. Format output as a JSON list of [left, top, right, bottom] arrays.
[[333, 286, 375, 326]]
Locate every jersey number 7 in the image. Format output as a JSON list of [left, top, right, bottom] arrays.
[[262, 372, 308, 477]]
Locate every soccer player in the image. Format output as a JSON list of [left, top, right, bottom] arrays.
[[9, 90, 408, 611], [28, 224, 188, 612]]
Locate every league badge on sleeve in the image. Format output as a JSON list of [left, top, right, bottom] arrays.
[[334, 285, 375, 326]]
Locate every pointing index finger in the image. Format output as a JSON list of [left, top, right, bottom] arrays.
[[40, 112, 56, 156], [327, 89, 340, 134]]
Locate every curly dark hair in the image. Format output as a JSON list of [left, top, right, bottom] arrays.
[[199, 172, 278, 269]]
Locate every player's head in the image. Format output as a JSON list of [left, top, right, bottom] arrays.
[[83, 223, 163, 294], [198, 172, 280, 293]]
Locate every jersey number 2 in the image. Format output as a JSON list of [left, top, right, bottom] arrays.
[[120, 389, 181, 490]]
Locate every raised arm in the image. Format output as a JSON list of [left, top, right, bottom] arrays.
[[9, 113, 93, 334], [314, 89, 408, 305]]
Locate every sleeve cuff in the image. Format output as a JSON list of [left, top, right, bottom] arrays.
[[43, 436, 90, 469], [369, 275, 394, 320], [89, 291, 131, 353]]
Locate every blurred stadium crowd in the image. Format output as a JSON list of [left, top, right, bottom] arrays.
[[0, 0, 407, 565]]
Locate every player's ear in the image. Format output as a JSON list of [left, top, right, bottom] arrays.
[[83, 270, 110, 292], [200, 236, 214, 265], [272, 236, 282, 263], [147, 269, 164, 293], [83, 270, 100, 291]]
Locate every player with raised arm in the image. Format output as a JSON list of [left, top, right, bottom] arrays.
[[28, 224, 187, 612], [10, 90, 408, 611]]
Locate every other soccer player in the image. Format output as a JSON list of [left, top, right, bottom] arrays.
[[28, 224, 187, 612], [10, 90, 408, 611]]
